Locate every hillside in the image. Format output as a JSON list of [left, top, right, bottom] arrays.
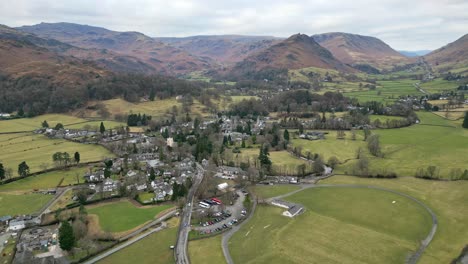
[[18, 22, 213, 75], [227, 33, 350, 79], [313, 32, 410, 70], [424, 34, 468, 73], [156, 35, 281, 64]]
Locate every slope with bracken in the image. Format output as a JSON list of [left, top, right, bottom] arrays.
[[313, 32, 410, 71], [226, 33, 351, 80], [18, 22, 213, 75], [424, 34, 468, 73], [156, 35, 281, 65]]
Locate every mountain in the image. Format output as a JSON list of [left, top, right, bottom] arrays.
[[227, 33, 350, 79], [398, 50, 431, 57], [17, 22, 213, 75], [155, 35, 281, 65], [424, 34, 468, 72], [0, 24, 106, 84], [313, 32, 409, 70]]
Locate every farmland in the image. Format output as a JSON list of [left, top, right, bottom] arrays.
[[0, 133, 114, 174], [189, 235, 226, 264], [0, 114, 87, 133], [344, 79, 422, 103], [321, 176, 468, 264], [229, 186, 432, 264], [88, 200, 173, 233], [98, 218, 179, 264], [0, 192, 53, 216]]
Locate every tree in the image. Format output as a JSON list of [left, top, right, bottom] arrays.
[[149, 88, 156, 101], [59, 221, 75, 251], [258, 144, 272, 172], [367, 134, 382, 157], [74, 152, 80, 164], [313, 156, 325, 174], [100, 122, 106, 134], [327, 156, 339, 169], [149, 168, 156, 182], [63, 152, 71, 166], [55, 123, 64, 130], [355, 156, 369, 176], [104, 168, 111, 178], [241, 139, 246, 148], [42, 120, 49, 128], [0, 163, 5, 181], [18, 161, 30, 177], [283, 129, 290, 142], [463, 112, 468, 129], [52, 152, 63, 167]]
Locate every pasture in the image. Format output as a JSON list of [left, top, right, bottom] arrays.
[[344, 79, 422, 103], [87, 200, 173, 233], [0, 133, 113, 174], [0, 192, 53, 216], [250, 185, 301, 199], [0, 167, 87, 192], [321, 175, 468, 264], [0, 114, 87, 133], [229, 186, 432, 264], [98, 218, 179, 264], [419, 78, 459, 93], [189, 235, 226, 264]]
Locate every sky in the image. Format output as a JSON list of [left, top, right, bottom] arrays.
[[0, 0, 467, 50]]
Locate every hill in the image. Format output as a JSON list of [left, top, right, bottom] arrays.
[[313, 32, 410, 70], [155, 35, 281, 65], [227, 33, 350, 80], [424, 34, 468, 73], [17, 22, 213, 75]]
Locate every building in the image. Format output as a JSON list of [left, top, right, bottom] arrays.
[[217, 182, 229, 191], [282, 205, 304, 218], [167, 137, 174, 147], [9, 220, 26, 231], [215, 166, 246, 180], [0, 215, 12, 225]]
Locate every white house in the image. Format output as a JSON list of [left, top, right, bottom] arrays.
[[217, 182, 229, 191], [167, 137, 174, 147], [282, 205, 304, 218], [8, 220, 26, 231]]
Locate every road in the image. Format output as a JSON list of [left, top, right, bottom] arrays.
[[221, 183, 437, 264], [174, 163, 205, 264], [82, 222, 168, 264]]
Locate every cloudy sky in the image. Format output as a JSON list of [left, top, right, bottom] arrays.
[[1, 0, 467, 50]]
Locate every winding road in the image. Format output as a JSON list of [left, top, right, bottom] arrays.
[[221, 182, 438, 264]]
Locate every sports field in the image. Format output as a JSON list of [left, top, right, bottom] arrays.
[[229, 187, 432, 264], [88, 200, 173, 233], [0, 192, 53, 215], [0, 133, 113, 174], [98, 218, 179, 264], [189, 235, 226, 264], [321, 176, 468, 264]]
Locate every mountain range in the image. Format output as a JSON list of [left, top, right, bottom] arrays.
[[0, 22, 464, 79]]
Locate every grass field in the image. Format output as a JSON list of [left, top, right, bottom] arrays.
[[344, 79, 421, 103], [98, 218, 179, 264], [0, 192, 53, 215], [0, 114, 88, 133], [0, 133, 113, 174], [249, 185, 301, 199], [88, 201, 173, 233], [321, 175, 468, 264], [419, 78, 459, 94], [291, 131, 367, 163], [66, 120, 126, 130], [189, 235, 226, 264], [0, 167, 87, 192], [337, 112, 468, 178], [229, 186, 432, 264]]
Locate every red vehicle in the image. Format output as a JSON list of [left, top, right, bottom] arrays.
[[211, 198, 222, 205]]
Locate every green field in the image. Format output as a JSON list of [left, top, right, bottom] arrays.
[[321, 175, 468, 264], [99, 98, 181, 118], [0, 133, 114, 174], [0, 114, 88, 133], [0, 167, 87, 192], [189, 235, 226, 264], [98, 219, 179, 264], [337, 112, 468, 178], [250, 185, 301, 199], [229, 187, 432, 264], [66, 120, 125, 130], [419, 78, 459, 94], [88, 201, 173, 233], [291, 131, 367, 163], [0, 192, 53, 215], [344, 79, 421, 103]]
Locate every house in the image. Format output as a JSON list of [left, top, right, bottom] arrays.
[[9, 220, 26, 231], [215, 166, 246, 180], [0, 215, 12, 225], [271, 199, 293, 209], [167, 137, 174, 147], [126, 170, 138, 177], [282, 205, 304, 218], [217, 182, 229, 191], [0, 113, 11, 118]]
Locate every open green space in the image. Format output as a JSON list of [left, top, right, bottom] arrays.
[[88, 201, 173, 233], [66, 120, 125, 130], [250, 185, 301, 199], [0, 167, 87, 192], [229, 186, 432, 264], [0, 192, 53, 216], [0, 133, 114, 174], [344, 79, 422, 103], [419, 78, 459, 94], [189, 235, 226, 264], [0, 114, 88, 133], [98, 219, 179, 264], [320, 175, 468, 264]]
